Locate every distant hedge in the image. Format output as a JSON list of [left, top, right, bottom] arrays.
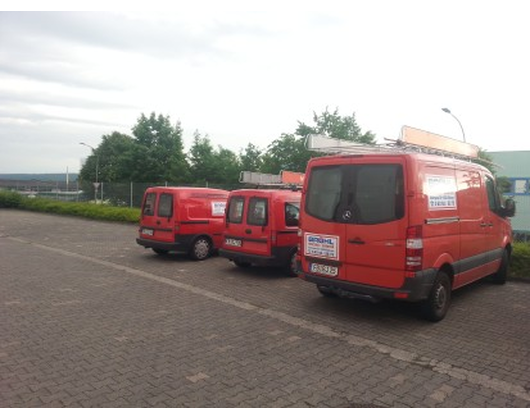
[[0, 190, 140, 223], [0, 190, 23, 208], [512, 242, 530, 279]]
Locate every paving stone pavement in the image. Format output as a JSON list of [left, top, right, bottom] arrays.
[[1, 210, 529, 407]]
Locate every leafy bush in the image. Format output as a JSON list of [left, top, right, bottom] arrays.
[[0, 190, 23, 208], [511, 241, 530, 279], [1, 192, 140, 223]]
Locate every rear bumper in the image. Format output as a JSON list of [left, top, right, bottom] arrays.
[[136, 235, 194, 253], [301, 269, 437, 302], [219, 246, 293, 267]]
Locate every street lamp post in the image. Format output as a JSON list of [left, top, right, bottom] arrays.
[[441, 108, 466, 143], [80, 142, 99, 202]]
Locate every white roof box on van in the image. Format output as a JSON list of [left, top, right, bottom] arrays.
[[400, 126, 479, 159], [306, 125, 480, 160]]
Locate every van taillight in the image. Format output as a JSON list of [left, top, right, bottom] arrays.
[[406, 225, 423, 273]]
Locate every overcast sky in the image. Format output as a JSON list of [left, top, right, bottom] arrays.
[[1, 1, 529, 174]]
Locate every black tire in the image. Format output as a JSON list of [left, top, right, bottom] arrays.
[[233, 260, 251, 268], [286, 252, 298, 277], [152, 248, 169, 255], [492, 249, 509, 285], [420, 271, 451, 322], [189, 237, 211, 261], [317, 285, 337, 298]]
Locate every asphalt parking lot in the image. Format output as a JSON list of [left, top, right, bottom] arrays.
[[1, 209, 529, 407]]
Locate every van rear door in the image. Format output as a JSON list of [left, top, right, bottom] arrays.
[[140, 190, 175, 242], [303, 158, 408, 288], [243, 195, 271, 257], [153, 192, 175, 242]]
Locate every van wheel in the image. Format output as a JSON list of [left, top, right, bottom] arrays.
[[286, 252, 298, 277], [420, 271, 451, 322], [234, 260, 251, 268], [492, 249, 509, 285], [189, 237, 211, 260], [153, 248, 169, 255], [317, 285, 337, 298]]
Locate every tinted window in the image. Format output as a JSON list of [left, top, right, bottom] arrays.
[[227, 196, 245, 223], [485, 176, 501, 213], [306, 164, 404, 224], [158, 193, 173, 218], [247, 197, 268, 226], [306, 166, 342, 221], [143, 192, 156, 216], [285, 202, 300, 227]]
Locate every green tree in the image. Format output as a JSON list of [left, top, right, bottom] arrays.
[[239, 142, 263, 172], [189, 132, 242, 185], [131, 112, 189, 182], [79, 132, 136, 183], [261, 133, 315, 173], [295, 107, 376, 144], [214, 147, 241, 185], [188, 131, 217, 184], [261, 107, 375, 174]]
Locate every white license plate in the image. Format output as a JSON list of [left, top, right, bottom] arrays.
[[309, 262, 338, 277], [225, 238, 242, 247], [142, 228, 154, 236]]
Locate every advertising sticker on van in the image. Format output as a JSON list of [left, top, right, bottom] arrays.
[[304, 233, 339, 260], [425, 175, 457, 210], [212, 201, 227, 216]]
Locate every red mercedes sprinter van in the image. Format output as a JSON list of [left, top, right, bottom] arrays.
[[137, 187, 229, 260], [298, 129, 515, 321], [219, 188, 301, 276]]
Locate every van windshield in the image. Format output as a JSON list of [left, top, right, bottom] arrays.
[[306, 164, 404, 224]]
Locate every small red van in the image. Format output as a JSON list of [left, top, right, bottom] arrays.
[[136, 187, 229, 260], [219, 188, 301, 276], [298, 129, 516, 321]]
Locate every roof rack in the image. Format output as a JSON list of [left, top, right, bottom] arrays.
[[306, 125, 481, 162], [239, 170, 304, 190]]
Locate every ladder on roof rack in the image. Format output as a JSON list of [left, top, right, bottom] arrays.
[[239, 170, 304, 189], [306, 125, 481, 161]]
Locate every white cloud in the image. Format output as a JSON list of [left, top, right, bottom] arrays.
[[0, 3, 529, 173]]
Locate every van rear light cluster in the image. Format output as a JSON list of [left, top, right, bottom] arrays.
[[406, 225, 423, 273]]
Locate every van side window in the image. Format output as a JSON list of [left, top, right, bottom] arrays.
[[158, 193, 173, 218], [227, 196, 245, 223], [248, 198, 268, 226], [143, 192, 156, 216], [285, 203, 300, 227], [485, 176, 501, 213]]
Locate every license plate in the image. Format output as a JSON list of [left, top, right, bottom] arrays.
[[142, 228, 154, 236], [309, 262, 338, 277], [225, 238, 242, 247]]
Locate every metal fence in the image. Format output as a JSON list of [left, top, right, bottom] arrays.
[[1, 180, 239, 208]]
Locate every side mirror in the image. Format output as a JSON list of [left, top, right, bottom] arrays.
[[502, 198, 516, 218]]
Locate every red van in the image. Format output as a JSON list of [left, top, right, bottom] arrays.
[[219, 188, 301, 276], [298, 129, 516, 321], [136, 187, 229, 260]]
